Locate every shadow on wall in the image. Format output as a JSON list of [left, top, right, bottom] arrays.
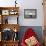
[[18, 26, 44, 44]]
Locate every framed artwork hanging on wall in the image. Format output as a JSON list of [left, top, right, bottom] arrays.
[[24, 9, 37, 18]]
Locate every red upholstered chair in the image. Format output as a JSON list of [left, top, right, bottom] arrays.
[[21, 28, 41, 46]]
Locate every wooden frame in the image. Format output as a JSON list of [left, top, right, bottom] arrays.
[[0, 7, 19, 24], [0, 7, 19, 46]]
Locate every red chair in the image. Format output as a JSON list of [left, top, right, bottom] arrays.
[[21, 28, 41, 46]]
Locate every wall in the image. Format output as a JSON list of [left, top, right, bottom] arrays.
[[0, 0, 44, 26], [18, 0, 44, 26]]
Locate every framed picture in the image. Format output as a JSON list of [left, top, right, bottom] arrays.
[[2, 10, 9, 15], [9, 10, 18, 15], [24, 9, 37, 18]]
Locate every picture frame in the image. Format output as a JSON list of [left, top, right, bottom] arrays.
[[9, 10, 18, 15], [2, 10, 9, 15], [24, 9, 37, 18]]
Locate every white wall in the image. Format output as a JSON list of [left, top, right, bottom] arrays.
[[0, 0, 44, 26], [18, 0, 44, 26]]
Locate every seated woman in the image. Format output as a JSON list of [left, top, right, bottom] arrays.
[[21, 28, 41, 46]]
